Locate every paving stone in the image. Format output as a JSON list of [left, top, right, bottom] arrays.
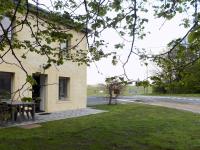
[[0, 108, 107, 128], [19, 124, 42, 129]]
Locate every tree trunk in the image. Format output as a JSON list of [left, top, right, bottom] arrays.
[[108, 89, 112, 105]]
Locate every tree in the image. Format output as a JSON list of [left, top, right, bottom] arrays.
[[0, 0, 200, 97], [150, 76, 166, 94], [136, 80, 150, 94], [151, 38, 200, 94], [105, 76, 128, 105]]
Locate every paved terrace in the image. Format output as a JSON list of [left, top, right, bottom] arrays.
[[0, 108, 107, 128]]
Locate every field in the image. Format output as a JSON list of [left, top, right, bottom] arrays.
[[0, 104, 200, 150], [87, 85, 152, 96]]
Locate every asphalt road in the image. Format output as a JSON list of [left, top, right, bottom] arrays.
[[87, 95, 200, 106], [87, 96, 109, 105]]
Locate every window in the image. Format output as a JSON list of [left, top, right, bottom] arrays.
[[59, 77, 69, 100], [60, 40, 70, 53], [0, 72, 12, 99], [0, 16, 12, 41]]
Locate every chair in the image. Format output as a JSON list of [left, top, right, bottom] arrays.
[[23, 104, 33, 119], [0, 103, 11, 125], [21, 97, 33, 120]]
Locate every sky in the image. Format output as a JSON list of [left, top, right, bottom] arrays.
[[87, 11, 189, 85], [29, 0, 191, 85]]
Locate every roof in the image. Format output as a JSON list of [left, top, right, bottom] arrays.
[[13, 0, 92, 33]]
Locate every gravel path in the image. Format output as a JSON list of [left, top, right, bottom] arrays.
[[146, 102, 200, 114]]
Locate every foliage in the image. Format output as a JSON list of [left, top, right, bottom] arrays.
[[21, 97, 32, 102], [0, 0, 151, 74], [151, 40, 200, 94], [0, 91, 11, 99], [135, 80, 150, 94], [0, 0, 200, 96], [34, 97, 41, 102], [87, 84, 152, 96], [105, 76, 129, 104], [150, 76, 167, 94], [0, 103, 11, 123]]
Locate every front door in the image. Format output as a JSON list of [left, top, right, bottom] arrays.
[[32, 74, 40, 99], [40, 75, 47, 111], [32, 74, 47, 112]]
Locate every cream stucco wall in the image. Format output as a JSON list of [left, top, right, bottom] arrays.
[[0, 13, 87, 112]]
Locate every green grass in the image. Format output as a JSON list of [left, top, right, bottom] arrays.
[[0, 104, 200, 150], [144, 93, 200, 97], [87, 85, 106, 97]]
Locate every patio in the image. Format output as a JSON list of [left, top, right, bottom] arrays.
[[0, 108, 107, 128]]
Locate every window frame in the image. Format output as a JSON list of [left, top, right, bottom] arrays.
[[60, 39, 70, 54], [0, 72, 13, 99], [58, 77, 70, 101]]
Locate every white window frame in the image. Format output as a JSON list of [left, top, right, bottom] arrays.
[[58, 77, 70, 100], [0, 72, 13, 99], [60, 39, 70, 53]]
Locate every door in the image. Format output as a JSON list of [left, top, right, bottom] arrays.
[[40, 75, 47, 112], [32, 74, 47, 112], [32, 74, 40, 99]]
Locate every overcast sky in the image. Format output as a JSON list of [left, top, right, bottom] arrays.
[[30, 0, 191, 85], [87, 11, 189, 85]]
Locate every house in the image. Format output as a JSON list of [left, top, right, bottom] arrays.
[[0, 3, 87, 112]]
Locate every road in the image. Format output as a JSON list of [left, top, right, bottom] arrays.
[[87, 96, 109, 105], [87, 95, 200, 106]]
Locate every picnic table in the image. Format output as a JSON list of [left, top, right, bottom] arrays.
[[4, 101, 35, 122]]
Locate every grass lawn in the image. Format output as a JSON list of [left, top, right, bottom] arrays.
[[0, 104, 200, 150]]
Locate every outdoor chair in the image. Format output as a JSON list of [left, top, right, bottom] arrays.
[[13, 104, 33, 121], [21, 97, 34, 120], [23, 105, 34, 119], [0, 102, 11, 125], [15, 105, 25, 121]]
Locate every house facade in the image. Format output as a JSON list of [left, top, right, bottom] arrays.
[[0, 11, 87, 112]]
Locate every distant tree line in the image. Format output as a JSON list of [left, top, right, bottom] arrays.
[[135, 80, 150, 94], [150, 35, 200, 94]]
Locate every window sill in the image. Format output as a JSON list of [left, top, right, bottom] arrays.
[[57, 98, 71, 103]]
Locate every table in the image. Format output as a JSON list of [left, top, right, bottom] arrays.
[[5, 101, 35, 122]]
